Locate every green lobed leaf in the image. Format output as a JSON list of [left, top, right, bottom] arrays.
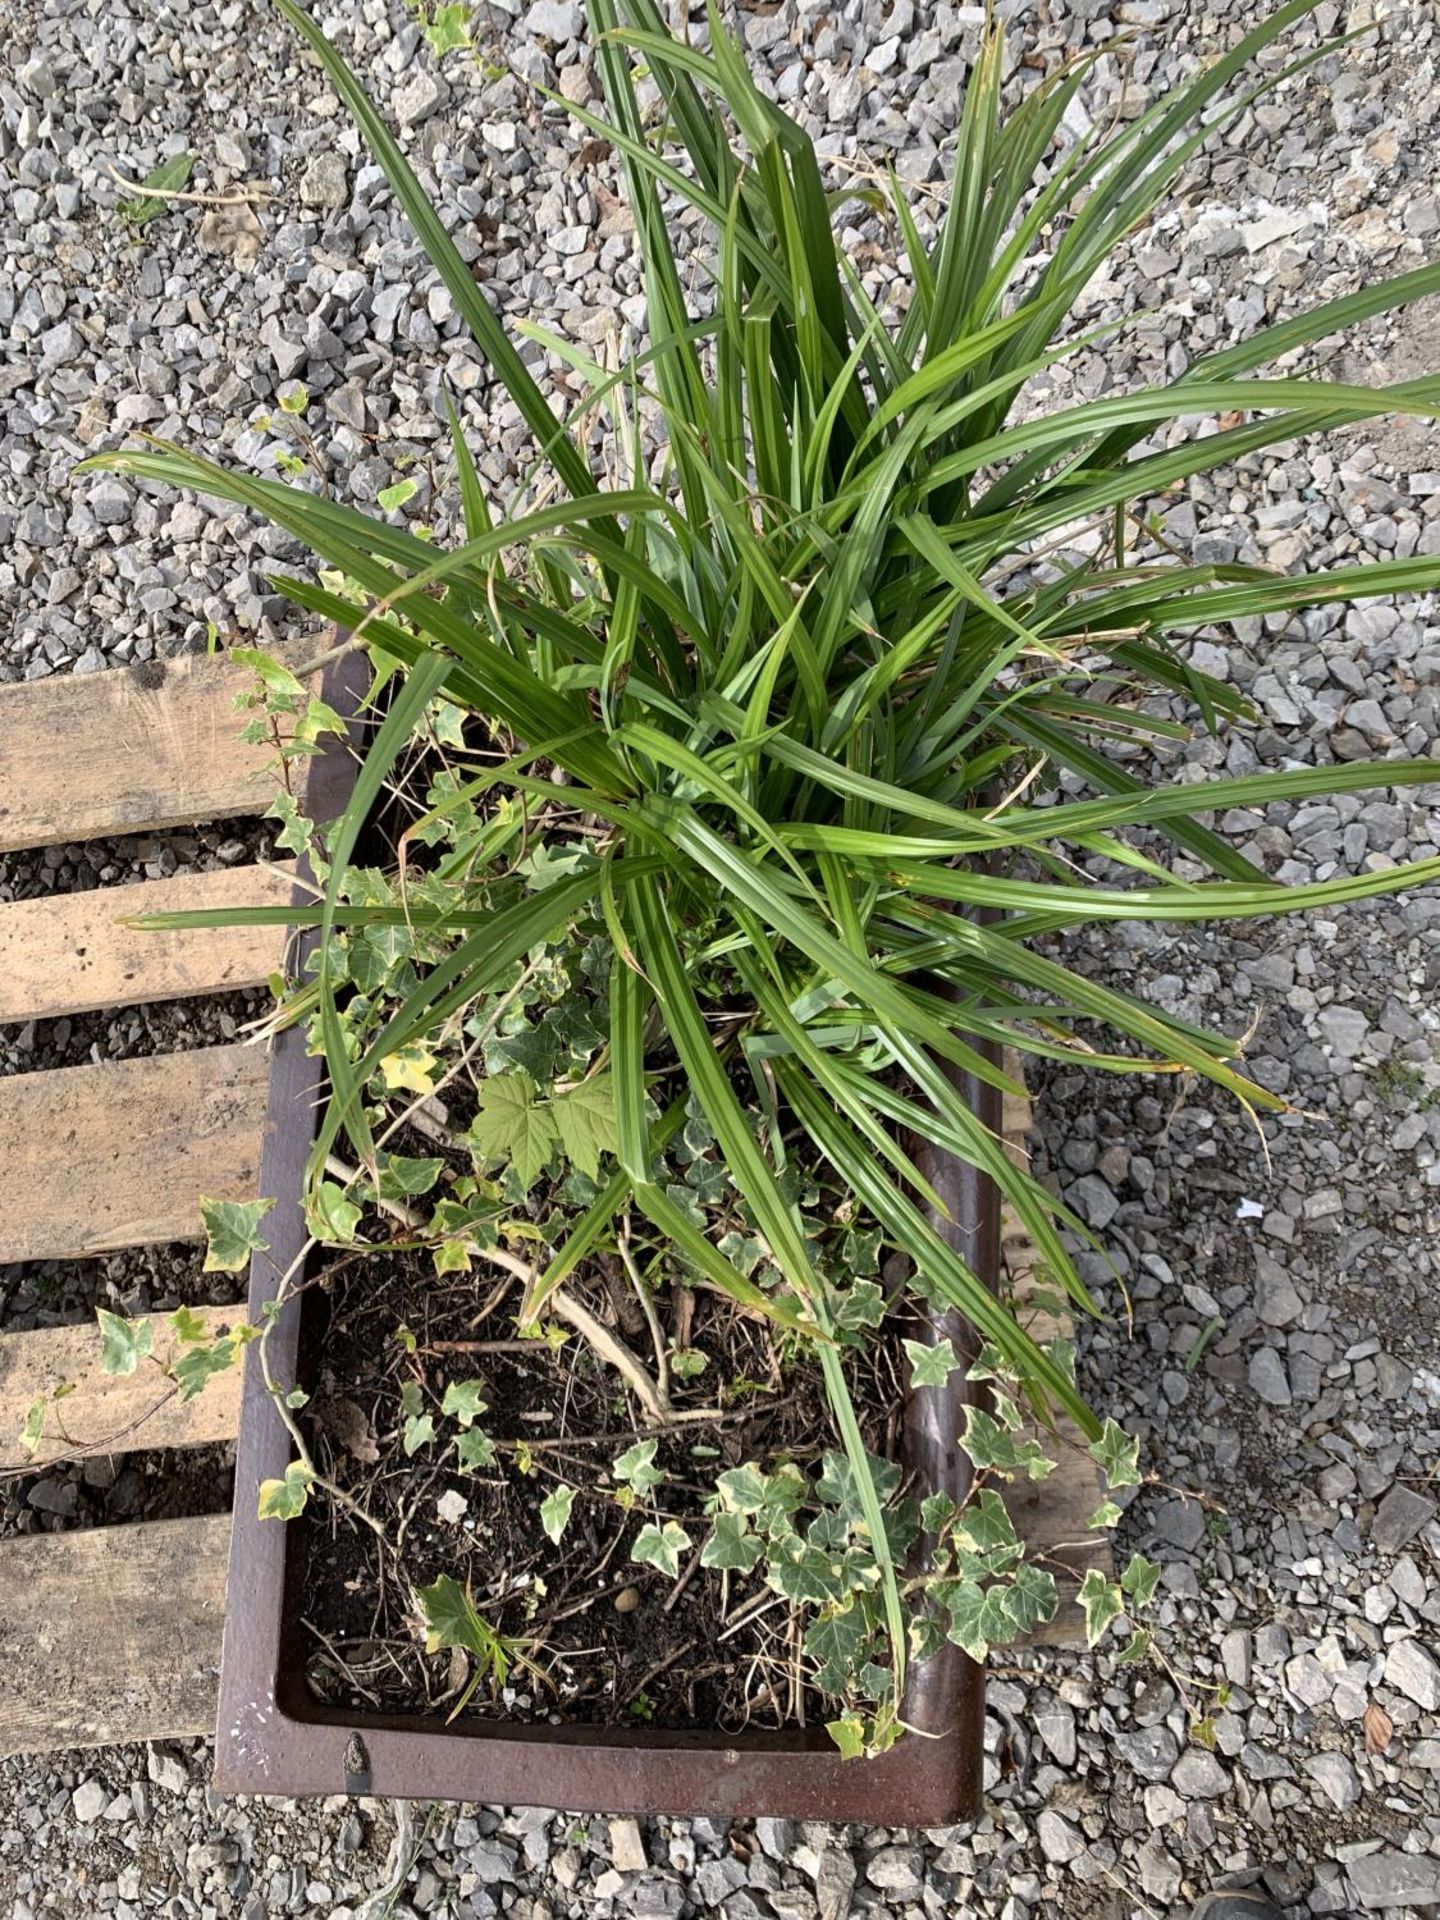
[[903, 1336, 961, 1388], [199, 1195, 275, 1273], [96, 1309, 154, 1378], [1076, 1567, 1126, 1647], [631, 1520, 692, 1579], [540, 1483, 577, 1544], [701, 1511, 764, 1572], [258, 1458, 315, 1521]]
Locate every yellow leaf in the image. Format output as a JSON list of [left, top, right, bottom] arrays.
[[379, 1045, 439, 1094]]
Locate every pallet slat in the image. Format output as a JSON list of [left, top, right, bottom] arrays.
[[0, 646, 317, 854], [0, 862, 297, 1027], [0, 1044, 269, 1264], [0, 1515, 229, 1757], [0, 1305, 243, 1471]]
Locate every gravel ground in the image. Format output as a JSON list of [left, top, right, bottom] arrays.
[[4, 0, 1440, 1913]]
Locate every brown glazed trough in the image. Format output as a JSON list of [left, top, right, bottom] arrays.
[[215, 831, 999, 1818]]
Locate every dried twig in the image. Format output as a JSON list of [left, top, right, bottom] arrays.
[[106, 162, 271, 208]]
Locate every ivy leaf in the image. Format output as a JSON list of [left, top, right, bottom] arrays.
[[199, 1195, 275, 1273], [168, 1304, 210, 1343], [232, 644, 306, 703], [716, 1464, 770, 1514], [700, 1512, 763, 1573], [942, 1580, 1013, 1661], [833, 1279, 885, 1332], [549, 1075, 616, 1181], [417, 1573, 490, 1658], [1089, 1417, 1142, 1490], [954, 1489, 1020, 1558], [257, 1459, 314, 1521], [805, 1604, 868, 1691], [488, 1022, 557, 1083], [308, 1181, 362, 1244], [403, 1413, 437, 1456], [1076, 1568, 1125, 1647], [455, 1427, 497, 1470], [1087, 1500, 1124, 1530], [377, 477, 418, 513], [1002, 1562, 1059, 1634], [441, 1380, 489, 1428], [20, 1396, 46, 1459], [902, 1336, 960, 1389], [1115, 1627, 1153, 1668], [816, 1448, 903, 1517], [613, 1438, 664, 1497], [376, 1153, 444, 1201], [540, 1483, 576, 1545], [266, 789, 315, 856], [379, 1044, 439, 1095], [766, 1542, 855, 1606], [958, 1406, 1054, 1481], [467, 1073, 557, 1191], [920, 1490, 957, 1535], [1121, 1551, 1162, 1611], [424, 0, 471, 53], [96, 1309, 154, 1377], [173, 1337, 239, 1403], [826, 1713, 866, 1761], [631, 1520, 691, 1579]]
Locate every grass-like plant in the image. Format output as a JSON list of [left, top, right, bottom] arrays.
[[87, 0, 1440, 1731]]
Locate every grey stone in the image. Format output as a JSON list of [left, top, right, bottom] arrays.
[[814, 1850, 856, 1920], [694, 1858, 747, 1905], [1347, 1853, 1440, 1911], [394, 69, 446, 124], [1068, 1172, 1119, 1230], [1383, 1637, 1440, 1710], [1248, 1345, 1292, 1407], [1170, 1748, 1228, 1798], [1035, 1702, 1077, 1767], [523, 0, 583, 36], [300, 151, 349, 210], [1284, 1651, 1333, 1707], [1136, 1840, 1181, 1904], [866, 1846, 923, 1894], [88, 479, 134, 527], [1035, 1811, 1083, 1865], [1304, 1752, 1360, 1809], [1219, 1629, 1252, 1688], [1254, 1257, 1304, 1327], [1152, 1497, 1205, 1553], [1114, 1725, 1180, 1782], [71, 1780, 109, 1824], [1317, 1005, 1370, 1056], [26, 1476, 78, 1516], [145, 1747, 189, 1795], [754, 1819, 795, 1862], [1371, 1485, 1437, 1554]]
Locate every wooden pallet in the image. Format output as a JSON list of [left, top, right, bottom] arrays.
[[0, 648, 327, 1759], [0, 653, 1105, 1758]]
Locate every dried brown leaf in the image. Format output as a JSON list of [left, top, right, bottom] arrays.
[[1364, 1699, 1394, 1756], [318, 1394, 380, 1464], [198, 197, 265, 270]]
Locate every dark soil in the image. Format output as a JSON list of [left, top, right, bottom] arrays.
[[297, 1245, 914, 1735]]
